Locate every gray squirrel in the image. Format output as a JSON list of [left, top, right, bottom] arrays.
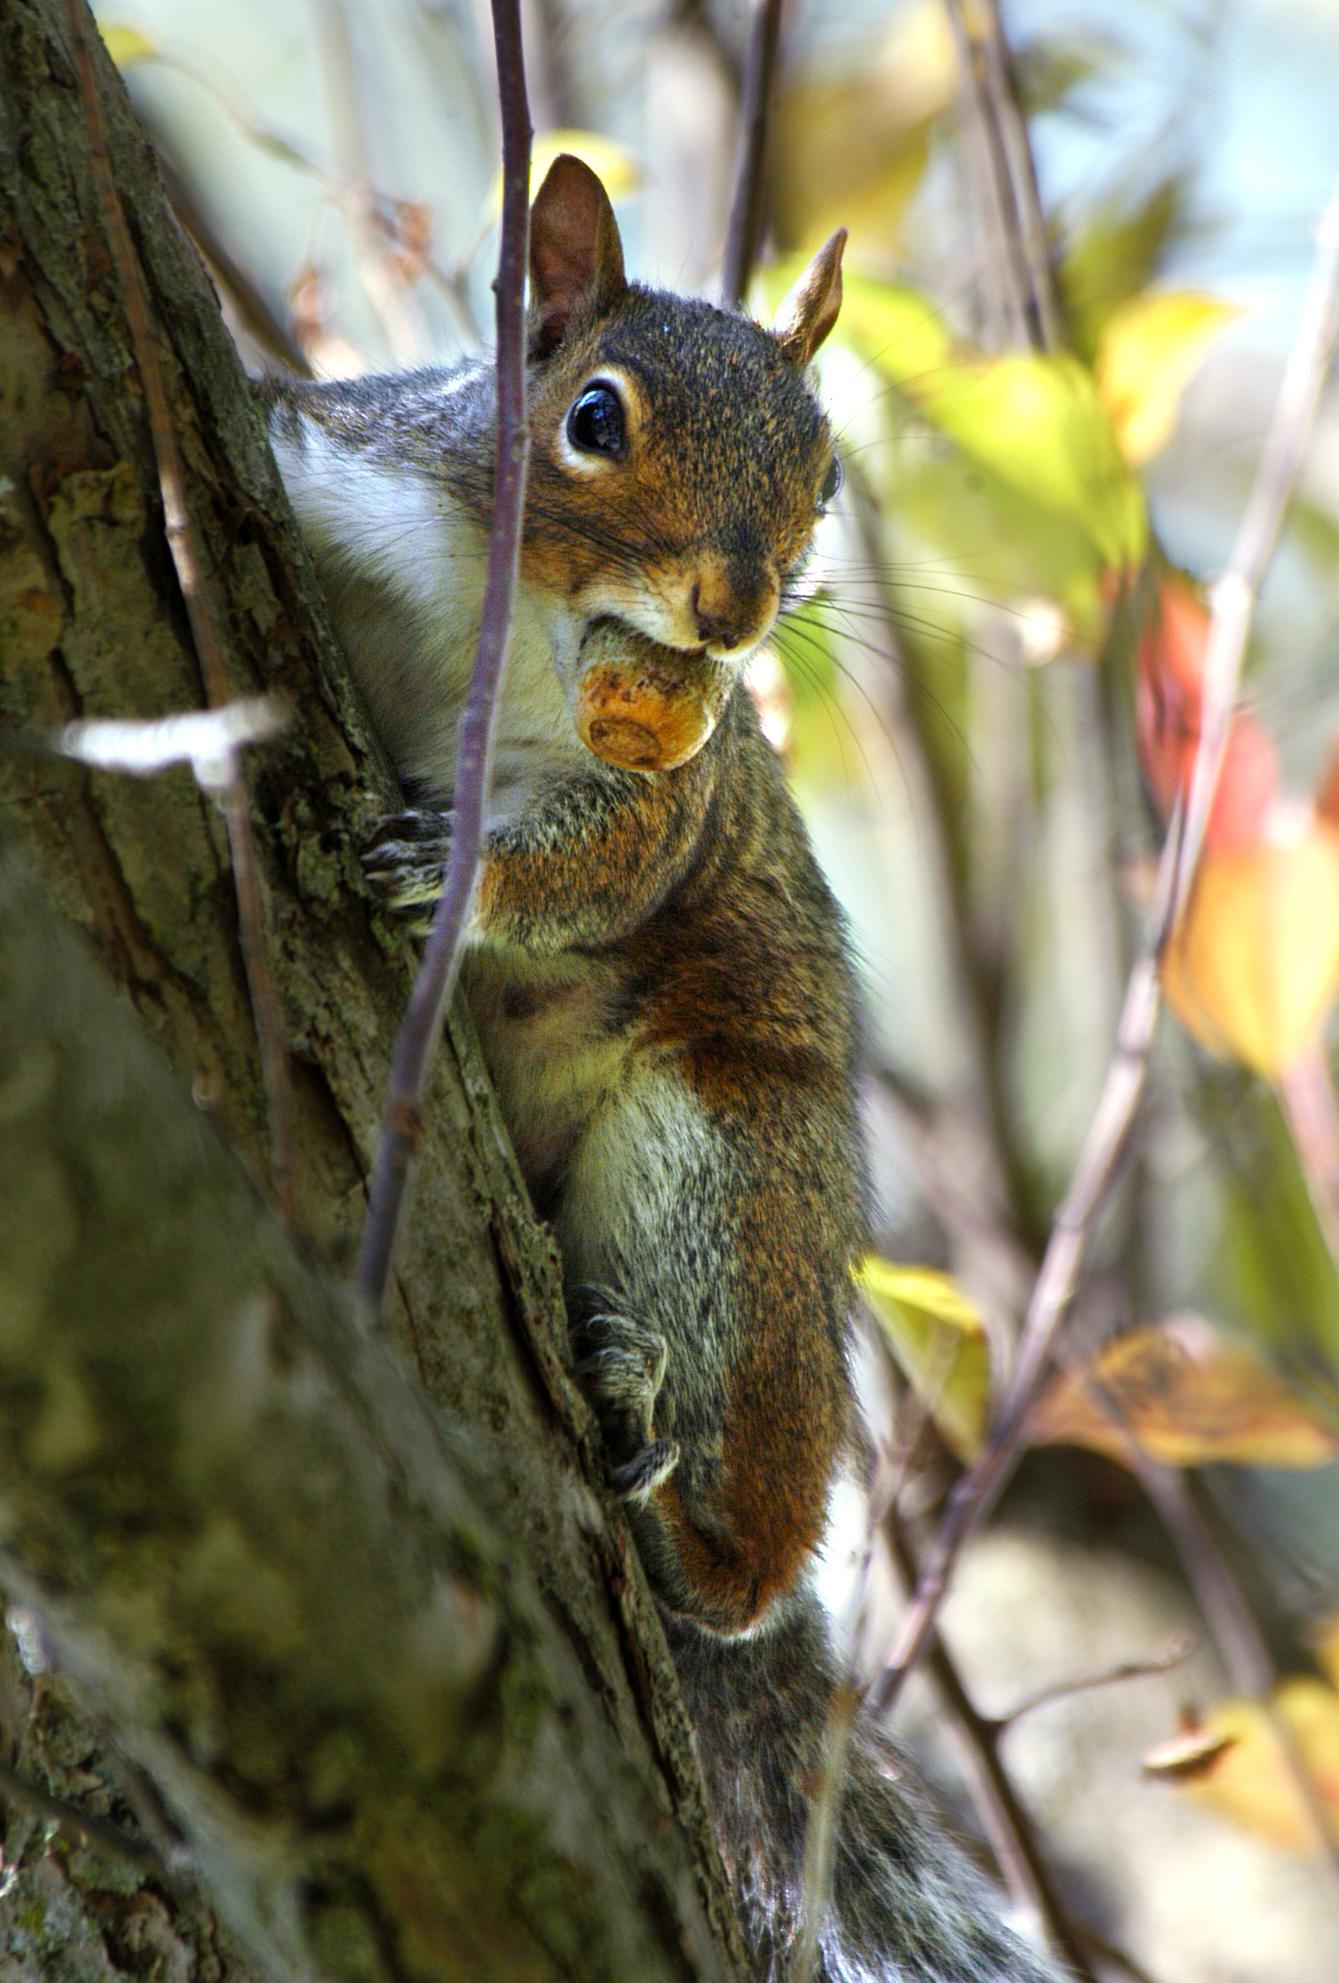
[[262, 153, 1063, 1983]]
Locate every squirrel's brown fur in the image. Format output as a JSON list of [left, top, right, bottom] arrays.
[[265, 155, 1062, 1983]]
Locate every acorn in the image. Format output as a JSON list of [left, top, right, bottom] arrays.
[[570, 620, 733, 772]]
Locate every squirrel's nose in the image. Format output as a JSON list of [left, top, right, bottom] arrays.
[[691, 584, 744, 649], [691, 580, 769, 651]]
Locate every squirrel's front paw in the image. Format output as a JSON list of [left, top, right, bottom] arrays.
[[363, 809, 453, 930], [573, 1313, 681, 1502]]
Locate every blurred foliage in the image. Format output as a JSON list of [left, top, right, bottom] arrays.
[[95, 0, 1339, 1968]]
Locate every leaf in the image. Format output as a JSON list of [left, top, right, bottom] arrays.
[[1061, 176, 1189, 358], [1163, 816, 1339, 1079], [1146, 1681, 1339, 1852], [1098, 290, 1239, 462], [909, 352, 1148, 569], [833, 291, 1148, 576], [486, 131, 642, 219], [1142, 1723, 1239, 1778], [856, 1258, 991, 1461], [1134, 572, 1279, 853], [100, 22, 156, 68], [811, 272, 954, 390], [1029, 1313, 1339, 1467]]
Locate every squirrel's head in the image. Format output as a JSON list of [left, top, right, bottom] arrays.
[[520, 155, 845, 674]]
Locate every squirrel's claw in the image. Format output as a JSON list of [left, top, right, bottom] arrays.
[[611, 1437, 682, 1503], [573, 1313, 675, 1495], [363, 809, 453, 920]]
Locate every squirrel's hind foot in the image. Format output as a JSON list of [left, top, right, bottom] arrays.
[[572, 1312, 680, 1499]]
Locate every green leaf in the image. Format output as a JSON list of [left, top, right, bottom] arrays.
[[1060, 175, 1189, 357], [1097, 290, 1239, 462], [909, 351, 1147, 569], [827, 273, 955, 390], [856, 1257, 992, 1460]]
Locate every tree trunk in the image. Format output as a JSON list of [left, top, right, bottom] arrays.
[[0, 1, 742, 1976]]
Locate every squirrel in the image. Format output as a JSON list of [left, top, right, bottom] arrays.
[[261, 155, 1062, 1983]]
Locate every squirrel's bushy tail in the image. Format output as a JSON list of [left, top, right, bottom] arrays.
[[670, 1594, 1064, 1983]]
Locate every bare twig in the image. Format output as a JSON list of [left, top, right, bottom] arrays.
[[1134, 1458, 1339, 1887], [310, 0, 428, 364], [141, 49, 483, 348], [0, 1758, 168, 1878], [845, 468, 1043, 1266], [997, 1632, 1197, 1730], [941, 0, 1053, 351], [884, 1511, 1103, 1982], [1069, 1352, 1339, 1894], [869, 174, 1339, 1720], [975, 0, 1062, 348], [791, 1673, 861, 1983], [353, 0, 532, 1317], [147, 137, 313, 376], [49, 700, 288, 781], [720, 0, 786, 306], [69, 0, 296, 1223]]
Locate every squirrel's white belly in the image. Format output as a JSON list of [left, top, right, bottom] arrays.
[[272, 421, 587, 825]]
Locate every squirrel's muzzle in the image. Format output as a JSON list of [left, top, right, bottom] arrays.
[[570, 620, 736, 772]]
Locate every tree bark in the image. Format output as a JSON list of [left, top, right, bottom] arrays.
[[0, 1, 742, 1976]]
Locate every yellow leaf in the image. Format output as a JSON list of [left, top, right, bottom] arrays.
[[855, 1258, 991, 1461], [1097, 290, 1239, 463], [910, 351, 1148, 569], [1146, 1681, 1339, 1852], [1162, 816, 1339, 1079], [485, 131, 641, 220], [1029, 1314, 1339, 1468], [100, 22, 156, 68]]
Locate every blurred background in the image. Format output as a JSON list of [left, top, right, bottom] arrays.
[[97, 0, 1339, 1974]]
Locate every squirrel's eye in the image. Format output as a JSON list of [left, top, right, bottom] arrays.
[[567, 383, 626, 459], [819, 456, 843, 509]]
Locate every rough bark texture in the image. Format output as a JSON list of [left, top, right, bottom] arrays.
[[0, 0, 742, 1975]]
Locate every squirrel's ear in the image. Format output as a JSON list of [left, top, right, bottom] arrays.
[[529, 155, 627, 358], [772, 229, 847, 367]]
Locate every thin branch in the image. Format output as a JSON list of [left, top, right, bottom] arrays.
[[148, 136, 313, 376], [69, 0, 296, 1223], [997, 1633, 1197, 1730], [353, 0, 532, 1317], [869, 174, 1339, 1720], [141, 49, 483, 349], [0, 1759, 168, 1879], [310, 0, 428, 364], [1065, 1351, 1339, 1898], [941, 0, 1048, 351], [975, 0, 1063, 348], [720, 0, 785, 306], [883, 1511, 1104, 1983], [1135, 1459, 1339, 1889], [845, 467, 1043, 1266]]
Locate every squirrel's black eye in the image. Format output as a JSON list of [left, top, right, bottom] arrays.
[[567, 383, 626, 459], [819, 455, 843, 509]]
